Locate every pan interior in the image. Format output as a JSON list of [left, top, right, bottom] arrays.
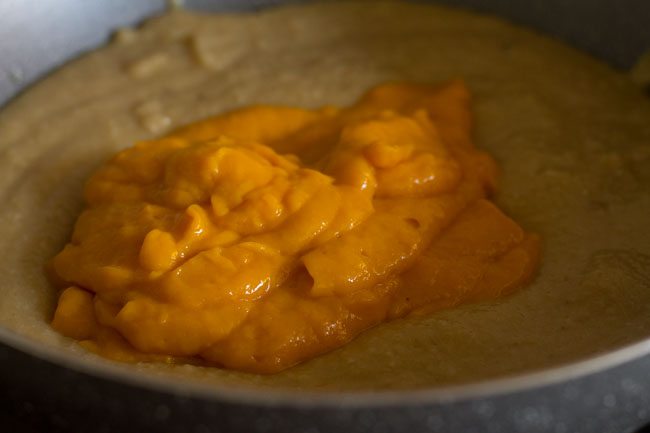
[[0, 1, 649, 392]]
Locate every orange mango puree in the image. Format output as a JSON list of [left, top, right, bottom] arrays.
[[50, 81, 540, 373]]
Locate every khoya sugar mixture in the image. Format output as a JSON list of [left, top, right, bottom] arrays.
[[0, 1, 649, 388]]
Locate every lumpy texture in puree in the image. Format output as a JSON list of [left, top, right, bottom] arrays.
[[50, 81, 540, 373]]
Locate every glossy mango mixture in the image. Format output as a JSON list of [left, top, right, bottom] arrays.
[[50, 81, 540, 373]]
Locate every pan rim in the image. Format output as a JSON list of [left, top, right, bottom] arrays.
[[2, 325, 650, 407]]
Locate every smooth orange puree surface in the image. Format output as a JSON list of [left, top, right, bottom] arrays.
[[50, 81, 540, 373]]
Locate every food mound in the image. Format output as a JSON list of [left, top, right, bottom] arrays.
[[50, 81, 540, 373]]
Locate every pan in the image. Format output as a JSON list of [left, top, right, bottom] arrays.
[[1, 0, 649, 432]]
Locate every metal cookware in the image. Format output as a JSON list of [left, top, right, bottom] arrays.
[[1, 1, 649, 432]]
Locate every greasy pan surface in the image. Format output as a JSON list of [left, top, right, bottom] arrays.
[[1, 0, 649, 432]]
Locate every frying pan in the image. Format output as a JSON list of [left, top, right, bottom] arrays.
[[1, 1, 649, 432]]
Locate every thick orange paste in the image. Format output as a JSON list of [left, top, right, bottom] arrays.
[[50, 81, 540, 373]]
